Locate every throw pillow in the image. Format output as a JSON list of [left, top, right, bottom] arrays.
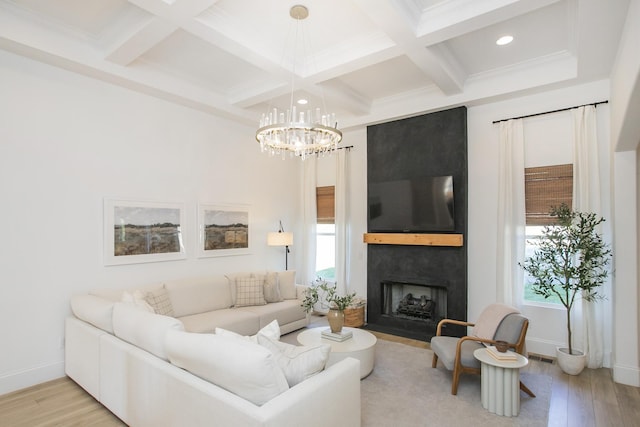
[[257, 334, 331, 387], [165, 329, 289, 406], [121, 290, 154, 313], [225, 272, 253, 306], [263, 272, 283, 303], [235, 277, 267, 307], [145, 286, 175, 317], [215, 319, 281, 343], [277, 270, 297, 300]]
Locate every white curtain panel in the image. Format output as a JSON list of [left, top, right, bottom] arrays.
[[301, 157, 317, 286], [497, 119, 526, 307], [572, 105, 606, 368], [335, 149, 350, 295]]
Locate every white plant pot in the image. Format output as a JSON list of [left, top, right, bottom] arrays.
[[556, 347, 587, 375]]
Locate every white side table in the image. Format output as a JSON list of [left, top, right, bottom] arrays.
[[473, 348, 528, 417], [297, 327, 377, 379]]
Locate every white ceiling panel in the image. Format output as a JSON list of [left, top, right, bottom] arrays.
[[443, 1, 569, 76], [333, 56, 435, 100], [0, 0, 630, 129], [138, 29, 268, 94]]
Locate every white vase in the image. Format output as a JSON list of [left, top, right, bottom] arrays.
[[556, 347, 587, 375]]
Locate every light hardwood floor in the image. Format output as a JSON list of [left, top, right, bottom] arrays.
[[1, 332, 639, 427]]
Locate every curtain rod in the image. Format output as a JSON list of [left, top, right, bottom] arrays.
[[307, 145, 353, 158], [492, 100, 608, 124]]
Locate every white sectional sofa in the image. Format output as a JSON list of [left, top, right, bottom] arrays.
[[65, 271, 362, 427]]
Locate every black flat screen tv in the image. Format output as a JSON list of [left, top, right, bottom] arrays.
[[368, 175, 455, 232]]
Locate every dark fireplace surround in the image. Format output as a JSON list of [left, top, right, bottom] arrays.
[[366, 107, 468, 341]]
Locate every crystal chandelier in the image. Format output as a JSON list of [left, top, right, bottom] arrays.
[[255, 5, 342, 160]]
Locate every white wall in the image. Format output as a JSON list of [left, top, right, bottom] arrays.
[[612, 150, 639, 386], [609, 0, 640, 387], [611, 0, 640, 152], [0, 50, 300, 394]]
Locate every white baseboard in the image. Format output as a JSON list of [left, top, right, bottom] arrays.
[[613, 363, 640, 387], [0, 361, 65, 395], [525, 337, 563, 359]]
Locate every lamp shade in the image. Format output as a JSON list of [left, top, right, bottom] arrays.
[[267, 231, 293, 246]]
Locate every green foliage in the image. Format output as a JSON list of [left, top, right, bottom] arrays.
[[301, 277, 356, 312], [519, 204, 611, 355]]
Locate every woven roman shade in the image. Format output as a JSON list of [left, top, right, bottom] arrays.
[[316, 186, 335, 224], [525, 164, 573, 225]]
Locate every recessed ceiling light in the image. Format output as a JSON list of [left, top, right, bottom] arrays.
[[297, 98, 308, 105], [496, 35, 514, 46]]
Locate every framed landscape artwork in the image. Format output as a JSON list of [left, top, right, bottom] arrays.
[[104, 199, 187, 265], [198, 203, 250, 257]]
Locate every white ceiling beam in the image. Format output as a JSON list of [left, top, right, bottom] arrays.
[[411, 44, 466, 95], [104, 18, 177, 65], [355, 0, 465, 94], [103, 0, 221, 65]]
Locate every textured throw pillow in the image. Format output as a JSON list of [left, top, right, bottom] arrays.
[[277, 270, 297, 300], [225, 272, 253, 306], [145, 286, 175, 317], [215, 319, 281, 343], [263, 272, 283, 303], [165, 330, 289, 406], [235, 277, 267, 307], [257, 334, 331, 387], [121, 290, 154, 313]]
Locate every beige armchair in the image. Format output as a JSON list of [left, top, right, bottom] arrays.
[[430, 304, 535, 397]]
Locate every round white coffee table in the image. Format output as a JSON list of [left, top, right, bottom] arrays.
[[473, 348, 528, 417], [297, 327, 377, 379]]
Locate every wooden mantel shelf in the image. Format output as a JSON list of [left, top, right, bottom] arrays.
[[363, 233, 464, 247]]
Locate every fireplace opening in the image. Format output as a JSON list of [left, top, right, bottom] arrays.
[[381, 280, 447, 324]]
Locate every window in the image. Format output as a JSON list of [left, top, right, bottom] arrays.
[[316, 186, 335, 280], [523, 164, 572, 305]]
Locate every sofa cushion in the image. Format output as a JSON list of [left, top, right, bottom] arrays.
[[164, 277, 232, 317], [178, 308, 260, 335], [70, 294, 116, 333], [165, 329, 289, 406], [277, 270, 297, 300], [235, 277, 267, 307], [236, 299, 306, 329], [263, 271, 283, 303], [90, 283, 163, 302], [257, 335, 330, 387], [145, 286, 175, 317], [215, 319, 281, 343], [112, 302, 184, 361]]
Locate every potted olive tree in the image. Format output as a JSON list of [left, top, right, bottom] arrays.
[[301, 277, 356, 333], [519, 204, 611, 375]]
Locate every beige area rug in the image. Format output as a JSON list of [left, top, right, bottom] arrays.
[[282, 327, 551, 427], [362, 339, 551, 427]]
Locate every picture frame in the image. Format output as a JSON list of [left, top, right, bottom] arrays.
[[198, 203, 251, 257], [103, 198, 187, 265]]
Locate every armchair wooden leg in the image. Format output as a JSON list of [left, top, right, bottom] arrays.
[[520, 381, 536, 397], [451, 364, 460, 395], [432, 354, 439, 368]]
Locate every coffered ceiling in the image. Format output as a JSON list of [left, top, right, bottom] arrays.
[[0, 0, 630, 130]]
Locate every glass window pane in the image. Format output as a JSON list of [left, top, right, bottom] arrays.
[[316, 224, 335, 280], [523, 226, 562, 305]]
